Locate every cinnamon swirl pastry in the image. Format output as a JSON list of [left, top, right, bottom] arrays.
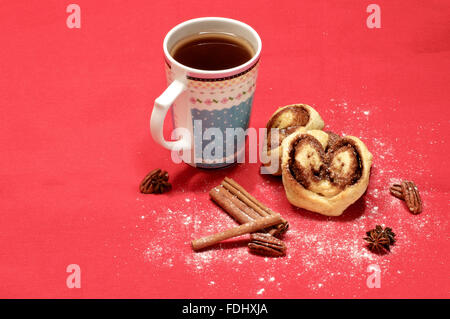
[[281, 130, 372, 216], [262, 104, 324, 175]]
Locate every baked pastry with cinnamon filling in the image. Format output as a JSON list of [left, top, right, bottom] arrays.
[[262, 104, 324, 175], [281, 130, 372, 216]]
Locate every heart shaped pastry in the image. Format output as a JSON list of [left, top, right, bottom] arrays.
[[261, 104, 324, 175], [281, 130, 372, 216]]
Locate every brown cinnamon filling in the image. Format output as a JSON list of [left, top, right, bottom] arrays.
[[324, 131, 341, 151], [288, 135, 325, 188], [266, 106, 310, 151], [288, 133, 363, 190], [326, 139, 363, 187]]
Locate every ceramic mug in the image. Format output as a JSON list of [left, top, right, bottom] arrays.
[[150, 17, 262, 168]]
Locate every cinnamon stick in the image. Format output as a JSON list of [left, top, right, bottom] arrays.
[[222, 179, 270, 217], [210, 186, 261, 222], [221, 177, 289, 234], [210, 185, 279, 235], [191, 215, 283, 251]]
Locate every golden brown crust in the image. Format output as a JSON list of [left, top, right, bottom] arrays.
[[261, 104, 324, 175], [281, 130, 372, 216]]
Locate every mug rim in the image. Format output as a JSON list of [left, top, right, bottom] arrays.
[[163, 17, 262, 78]]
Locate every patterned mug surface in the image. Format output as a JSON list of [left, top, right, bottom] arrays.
[[167, 63, 258, 168], [151, 17, 262, 169]]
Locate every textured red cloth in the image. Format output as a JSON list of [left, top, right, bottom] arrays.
[[0, 0, 448, 298]]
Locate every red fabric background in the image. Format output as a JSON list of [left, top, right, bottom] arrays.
[[0, 0, 448, 298]]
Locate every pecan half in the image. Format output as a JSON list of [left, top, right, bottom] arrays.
[[389, 183, 404, 200], [401, 181, 422, 214], [139, 168, 171, 194], [248, 233, 286, 257]]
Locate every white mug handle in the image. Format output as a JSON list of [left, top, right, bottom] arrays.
[[150, 79, 190, 151]]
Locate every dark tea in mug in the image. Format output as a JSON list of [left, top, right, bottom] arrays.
[[170, 32, 255, 70]]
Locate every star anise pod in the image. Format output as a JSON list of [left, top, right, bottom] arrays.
[[139, 168, 171, 194], [364, 225, 396, 253]]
